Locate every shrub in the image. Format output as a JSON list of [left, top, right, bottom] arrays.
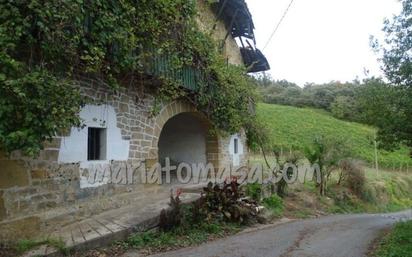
[[361, 184, 378, 204], [340, 160, 366, 198], [245, 183, 262, 202], [262, 195, 284, 217]]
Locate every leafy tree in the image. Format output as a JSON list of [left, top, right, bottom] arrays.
[[370, 0, 412, 152], [304, 136, 351, 196], [373, 0, 412, 86], [331, 95, 359, 120], [357, 79, 411, 150]]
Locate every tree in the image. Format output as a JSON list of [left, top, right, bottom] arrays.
[[373, 0, 412, 86], [370, 0, 412, 151], [331, 95, 358, 121], [304, 136, 351, 196]]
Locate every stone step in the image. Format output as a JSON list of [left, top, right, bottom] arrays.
[[23, 191, 201, 257], [39, 186, 172, 234]]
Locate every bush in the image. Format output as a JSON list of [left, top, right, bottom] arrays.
[[361, 184, 378, 204], [340, 160, 366, 198], [262, 195, 284, 217], [245, 183, 262, 202]]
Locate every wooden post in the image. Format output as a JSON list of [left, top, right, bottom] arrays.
[[374, 133, 379, 177]]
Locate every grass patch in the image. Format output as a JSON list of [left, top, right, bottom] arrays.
[[291, 209, 313, 218], [322, 184, 363, 214], [257, 103, 412, 169], [122, 222, 241, 252], [373, 220, 412, 257], [15, 238, 67, 255], [303, 181, 317, 193]]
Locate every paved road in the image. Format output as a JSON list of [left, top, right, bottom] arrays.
[[146, 210, 412, 257]]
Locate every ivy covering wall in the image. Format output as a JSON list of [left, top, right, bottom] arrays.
[[0, 0, 260, 156]]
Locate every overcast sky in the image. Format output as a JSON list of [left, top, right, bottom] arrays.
[[246, 0, 402, 86]]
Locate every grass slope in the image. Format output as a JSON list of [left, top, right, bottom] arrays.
[[257, 103, 412, 168]]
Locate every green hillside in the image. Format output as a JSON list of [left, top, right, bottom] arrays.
[[257, 103, 412, 168]]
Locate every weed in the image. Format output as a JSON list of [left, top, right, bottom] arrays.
[[262, 195, 284, 217]]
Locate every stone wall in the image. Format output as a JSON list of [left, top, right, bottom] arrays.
[[196, 0, 244, 66], [0, 79, 249, 241], [0, 1, 249, 242]]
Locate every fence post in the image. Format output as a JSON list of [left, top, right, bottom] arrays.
[[374, 134, 379, 176]]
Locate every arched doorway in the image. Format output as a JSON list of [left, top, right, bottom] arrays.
[[149, 100, 221, 183], [158, 112, 207, 166]]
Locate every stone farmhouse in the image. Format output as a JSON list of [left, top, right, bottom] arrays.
[[0, 0, 269, 242]]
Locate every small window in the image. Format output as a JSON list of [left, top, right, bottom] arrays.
[[87, 128, 107, 161], [234, 138, 238, 154]]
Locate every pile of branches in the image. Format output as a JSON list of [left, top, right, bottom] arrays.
[[159, 179, 265, 231], [193, 179, 263, 224]]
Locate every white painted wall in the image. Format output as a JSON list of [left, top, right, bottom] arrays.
[[58, 105, 130, 188], [229, 134, 244, 167]]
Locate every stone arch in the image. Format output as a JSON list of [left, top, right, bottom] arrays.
[[149, 100, 220, 168]]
